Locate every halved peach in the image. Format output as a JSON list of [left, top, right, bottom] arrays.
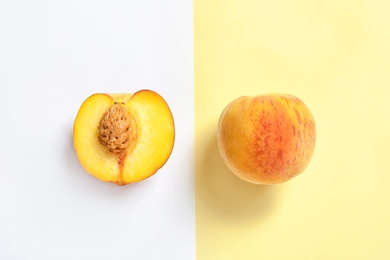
[[73, 90, 175, 185]]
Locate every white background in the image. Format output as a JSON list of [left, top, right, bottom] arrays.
[[0, 0, 194, 259]]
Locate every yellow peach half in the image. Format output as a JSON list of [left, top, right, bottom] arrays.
[[73, 90, 175, 185], [217, 94, 316, 184]]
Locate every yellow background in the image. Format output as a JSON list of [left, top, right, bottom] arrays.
[[195, 0, 390, 259]]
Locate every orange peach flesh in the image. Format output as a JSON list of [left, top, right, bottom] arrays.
[[73, 90, 175, 185], [217, 94, 316, 184]]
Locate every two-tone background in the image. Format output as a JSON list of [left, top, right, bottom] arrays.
[[1, 0, 389, 259]]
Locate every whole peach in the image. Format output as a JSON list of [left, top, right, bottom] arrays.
[[217, 94, 316, 184]]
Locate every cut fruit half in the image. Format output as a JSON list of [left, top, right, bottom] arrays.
[[73, 90, 175, 185]]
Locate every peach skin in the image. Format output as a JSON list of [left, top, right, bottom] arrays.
[[217, 94, 316, 184]]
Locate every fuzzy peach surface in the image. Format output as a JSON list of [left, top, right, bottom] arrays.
[[217, 94, 316, 184]]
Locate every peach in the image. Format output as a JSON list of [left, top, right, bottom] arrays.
[[217, 94, 316, 184], [73, 90, 175, 185]]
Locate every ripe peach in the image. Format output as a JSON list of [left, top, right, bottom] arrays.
[[217, 94, 316, 184], [73, 90, 175, 185]]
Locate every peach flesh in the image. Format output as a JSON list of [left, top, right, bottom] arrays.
[[73, 90, 175, 185]]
